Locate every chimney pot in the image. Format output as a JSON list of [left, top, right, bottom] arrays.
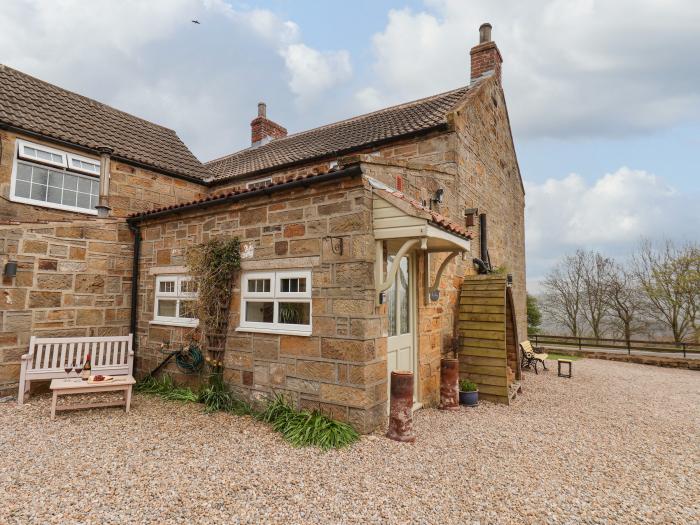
[[470, 23, 502, 82], [250, 103, 287, 146], [257, 102, 266, 118], [479, 23, 492, 44]]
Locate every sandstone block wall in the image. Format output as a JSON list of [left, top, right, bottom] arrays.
[[134, 173, 387, 432], [0, 219, 133, 388]]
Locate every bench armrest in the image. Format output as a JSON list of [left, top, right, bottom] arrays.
[[20, 353, 32, 361]]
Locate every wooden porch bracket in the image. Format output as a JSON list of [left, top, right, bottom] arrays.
[[423, 251, 462, 305], [375, 238, 420, 305]]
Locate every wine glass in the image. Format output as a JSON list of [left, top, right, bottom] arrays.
[[74, 363, 83, 380], [64, 363, 73, 380]]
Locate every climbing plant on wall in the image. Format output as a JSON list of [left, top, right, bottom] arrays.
[[185, 237, 241, 363]]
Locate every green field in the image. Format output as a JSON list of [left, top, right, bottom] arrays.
[[545, 353, 582, 361]]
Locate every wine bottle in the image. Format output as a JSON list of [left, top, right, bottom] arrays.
[[81, 353, 91, 380]]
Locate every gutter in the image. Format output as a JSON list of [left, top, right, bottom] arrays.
[[128, 221, 141, 375], [127, 164, 364, 224]]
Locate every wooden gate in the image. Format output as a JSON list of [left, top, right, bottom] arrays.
[[458, 274, 521, 404]]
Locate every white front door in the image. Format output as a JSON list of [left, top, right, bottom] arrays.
[[386, 254, 417, 405]]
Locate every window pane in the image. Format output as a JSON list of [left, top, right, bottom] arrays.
[[52, 153, 63, 164], [178, 300, 197, 319], [159, 280, 175, 293], [24, 146, 37, 158], [76, 192, 91, 209], [278, 302, 310, 325], [181, 280, 198, 294], [387, 256, 397, 336], [398, 257, 410, 335], [157, 299, 177, 317], [30, 183, 47, 201], [78, 177, 92, 193], [16, 163, 32, 181], [90, 194, 99, 209], [248, 279, 270, 293], [15, 180, 30, 198], [298, 278, 306, 293], [245, 301, 274, 323], [281, 278, 289, 293], [248, 280, 256, 293], [32, 168, 48, 185], [64, 174, 78, 190], [36, 149, 53, 162], [91, 180, 99, 196], [62, 189, 77, 206], [264, 279, 270, 292], [48, 171, 63, 187], [47, 186, 62, 204]]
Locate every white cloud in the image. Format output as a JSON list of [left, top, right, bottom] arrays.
[[525, 167, 699, 290], [0, 0, 353, 159], [357, 0, 700, 139], [281, 45, 352, 105]]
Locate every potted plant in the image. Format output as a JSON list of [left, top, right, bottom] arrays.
[[459, 379, 479, 407]]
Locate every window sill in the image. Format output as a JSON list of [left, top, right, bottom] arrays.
[[150, 319, 199, 328], [235, 326, 311, 337]]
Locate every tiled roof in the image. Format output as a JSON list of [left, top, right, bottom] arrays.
[[0, 64, 210, 180], [130, 168, 472, 242], [206, 85, 472, 181], [128, 169, 357, 220]]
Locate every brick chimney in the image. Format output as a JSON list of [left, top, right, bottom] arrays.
[[470, 23, 502, 82], [250, 102, 287, 147]]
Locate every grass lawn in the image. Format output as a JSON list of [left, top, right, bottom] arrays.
[[545, 352, 582, 361]]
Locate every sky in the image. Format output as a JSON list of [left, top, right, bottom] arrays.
[[1, 0, 698, 290]]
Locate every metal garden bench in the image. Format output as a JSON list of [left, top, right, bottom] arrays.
[[520, 340, 548, 374]]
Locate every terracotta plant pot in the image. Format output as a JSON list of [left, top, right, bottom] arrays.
[[459, 389, 479, 407]]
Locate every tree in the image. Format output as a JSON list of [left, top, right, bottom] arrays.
[[633, 240, 700, 343], [527, 294, 542, 335], [603, 262, 642, 349], [541, 250, 586, 336], [580, 251, 614, 339]]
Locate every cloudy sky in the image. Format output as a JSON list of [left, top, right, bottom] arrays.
[[1, 0, 698, 288]]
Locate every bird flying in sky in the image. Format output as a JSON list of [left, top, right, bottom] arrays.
[[191, 20, 200, 24]]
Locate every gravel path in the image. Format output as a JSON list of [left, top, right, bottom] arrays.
[[1, 359, 698, 524]]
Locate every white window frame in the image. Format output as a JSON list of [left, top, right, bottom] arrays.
[[246, 177, 272, 190], [10, 139, 101, 215], [67, 152, 101, 175], [152, 275, 199, 327], [17, 139, 67, 168], [238, 270, 312, 336]]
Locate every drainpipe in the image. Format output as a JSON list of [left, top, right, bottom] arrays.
[[128, 221, 141, 375], [95, 147, 113, 218]]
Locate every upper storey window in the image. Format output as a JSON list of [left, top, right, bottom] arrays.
[[11, 139, 100, 214]]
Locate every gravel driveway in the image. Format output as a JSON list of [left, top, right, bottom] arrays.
[[1, 359, 698, 524]]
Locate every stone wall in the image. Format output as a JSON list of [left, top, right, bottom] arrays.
[[134, 172, 387, 432], [0, 130, 205, 221], [0, 219, 133, 389]]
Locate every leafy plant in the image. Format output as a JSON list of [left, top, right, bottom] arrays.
[[198, 370, 251, 415], [257, 394, 359, 450], [459, 379, 478, 392], [278, 303, 303, 324], [135, 375, 198, 402]]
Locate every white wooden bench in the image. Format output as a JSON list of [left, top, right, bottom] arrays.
[[18, 334, 133, 405]]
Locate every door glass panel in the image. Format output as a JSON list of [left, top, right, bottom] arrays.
[[397, 257, 410, 334], [386, 256, 397, 336]]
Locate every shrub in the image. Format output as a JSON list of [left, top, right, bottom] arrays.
[[135, 375, 198, 402], [459, 379, 478, 392], [197, 372, 252, 416], [257, 394, 359, 450]]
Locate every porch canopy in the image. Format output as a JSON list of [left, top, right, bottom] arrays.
[[368, 177, 472, 304]]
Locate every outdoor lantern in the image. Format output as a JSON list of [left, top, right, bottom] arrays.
[[433, 188, 444, 205], [507, 273, 513, 287], [4, 261, 17, 278]]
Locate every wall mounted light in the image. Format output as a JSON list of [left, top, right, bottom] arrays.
[[507, 273, 513, 287], [432, 188, 444, 205], [4, 261, 17, 278]]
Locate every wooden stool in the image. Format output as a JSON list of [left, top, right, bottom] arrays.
[[557, 359, 572, 378]]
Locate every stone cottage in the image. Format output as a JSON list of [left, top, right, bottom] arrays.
[[0, 24, 525, 432]]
